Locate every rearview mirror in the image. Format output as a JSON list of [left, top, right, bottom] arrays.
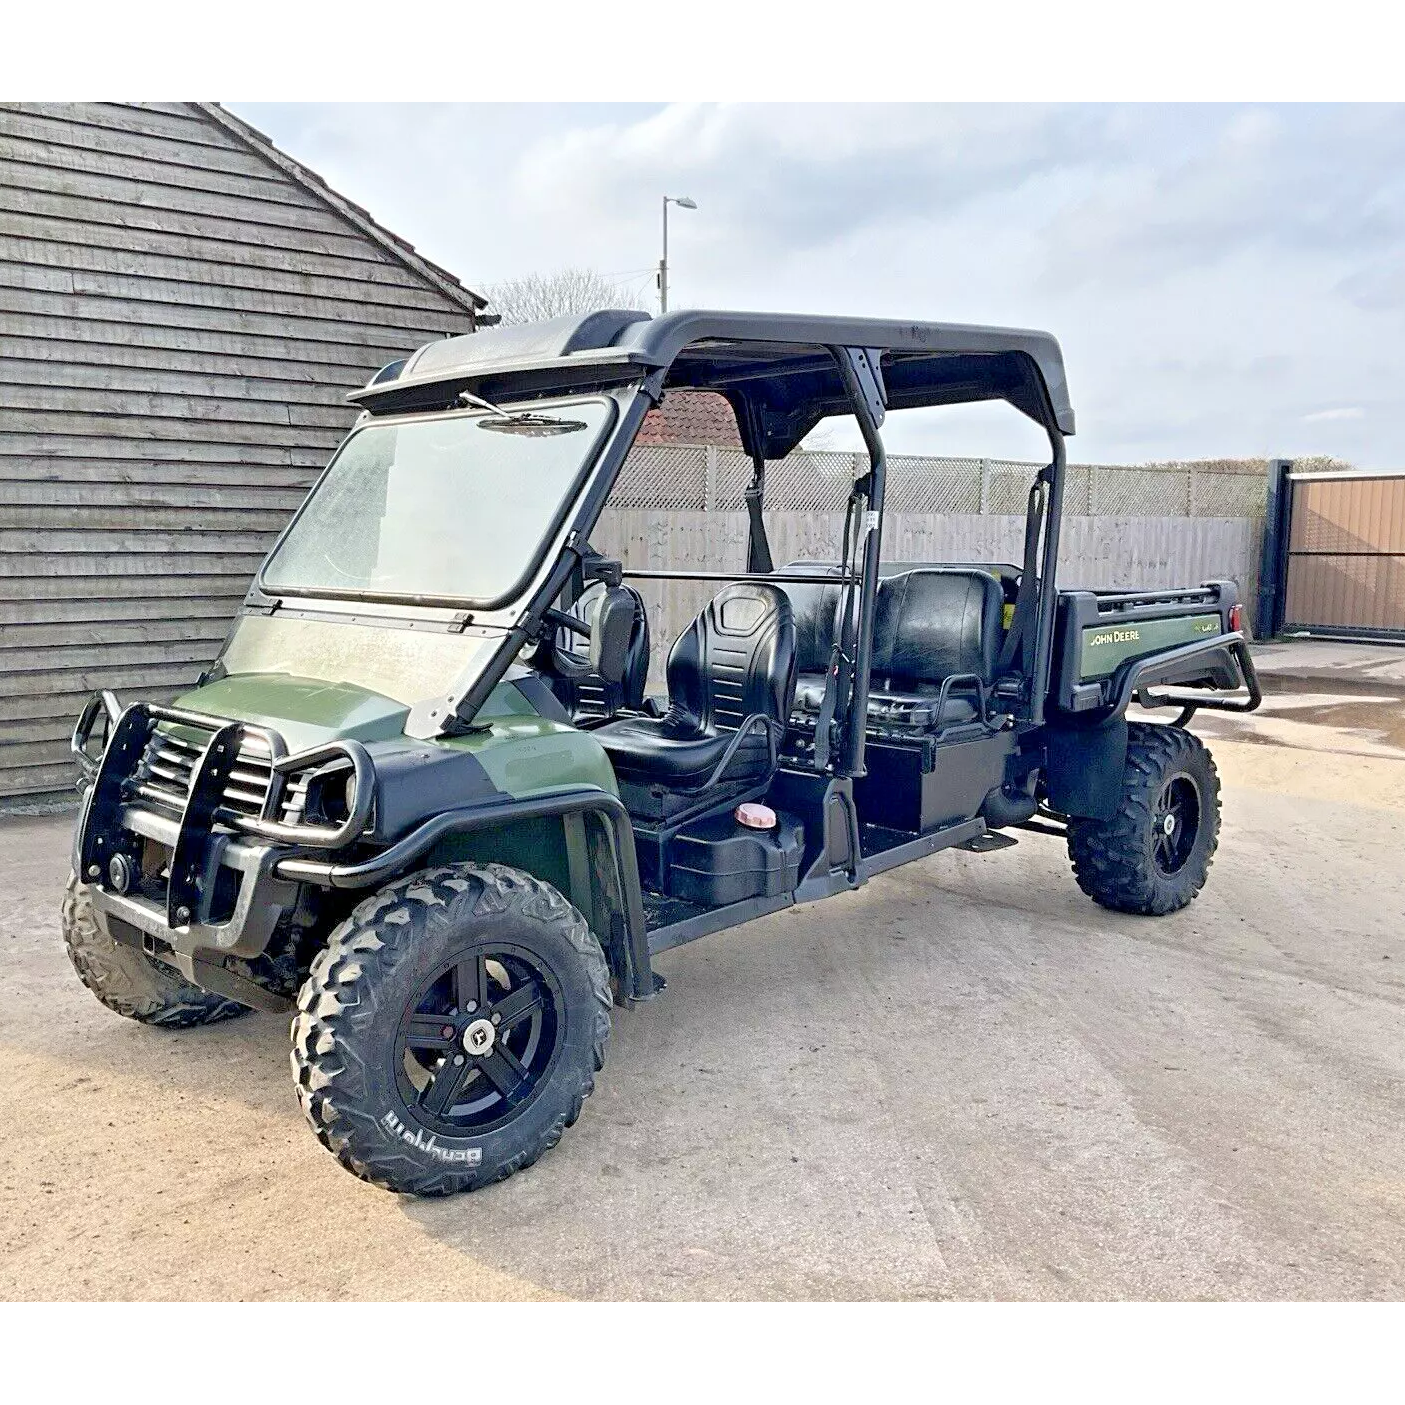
[[589, 587, 635, 684]]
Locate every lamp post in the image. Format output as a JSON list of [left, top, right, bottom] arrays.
[[658, 195, 697, 314]]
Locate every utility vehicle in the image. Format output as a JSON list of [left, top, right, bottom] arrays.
[[66, 310, 1261, 1195]]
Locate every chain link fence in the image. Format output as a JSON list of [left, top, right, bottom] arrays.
[[611, 445, 1267, 520]]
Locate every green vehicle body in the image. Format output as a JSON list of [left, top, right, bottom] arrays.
[[1078, 613, 1223, 681], [68, 307, 1262, 1021], [173, 671, 617, 800], [168, 670, 616, 924]]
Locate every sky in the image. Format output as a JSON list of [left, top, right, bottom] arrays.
[[237, 102, 1405, 468]]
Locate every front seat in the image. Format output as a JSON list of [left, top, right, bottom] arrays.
[[593, 582, 796, 812], [551, 580, 650, 722]]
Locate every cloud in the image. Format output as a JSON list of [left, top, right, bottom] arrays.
[[1040, 105, 1405, 291], [234, 102, 1405, 468], [507, 103, 1122, 259]]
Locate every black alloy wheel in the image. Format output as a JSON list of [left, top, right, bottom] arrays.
[[1151, 774, 1201, 877], [291, 862, 611, 1196], [395, 946, 564, 1137]]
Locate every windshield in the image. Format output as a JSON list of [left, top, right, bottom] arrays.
[[262, 397, 615, 607]]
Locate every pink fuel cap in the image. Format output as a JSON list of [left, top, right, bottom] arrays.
[[735, 802, 777, 830]]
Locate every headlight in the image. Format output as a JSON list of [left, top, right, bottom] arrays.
[[304, 762, 356, 827]]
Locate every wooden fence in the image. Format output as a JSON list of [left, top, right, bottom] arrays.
[[598, 449, 1267, 681]]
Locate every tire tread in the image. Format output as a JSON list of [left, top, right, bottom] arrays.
[[289, 862, 611, 1197], [1066, 722, 1221, 916], [61, 875, 247, 1028]]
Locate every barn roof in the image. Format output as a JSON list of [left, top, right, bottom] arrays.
[[196, 103, 488, 315]]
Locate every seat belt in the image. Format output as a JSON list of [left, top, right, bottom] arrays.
[[744, 453, 774, 575], [997, 471, 1049, 682], [814, 489, 862, 772]]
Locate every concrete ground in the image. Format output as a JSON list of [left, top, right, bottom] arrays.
[[2, 641, 1403, 1300], [1252, 637, 1405, 693]]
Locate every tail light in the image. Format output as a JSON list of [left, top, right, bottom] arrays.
[[1228, 603, 1243, 632]]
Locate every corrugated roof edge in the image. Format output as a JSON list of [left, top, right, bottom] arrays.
[[196, 102, 488, 314]]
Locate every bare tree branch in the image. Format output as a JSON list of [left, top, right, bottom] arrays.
[[482, 267, 648, 326]]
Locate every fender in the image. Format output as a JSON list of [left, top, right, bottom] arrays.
[[1043, 632, 1261, 820], [275, 787, 656, 1003]]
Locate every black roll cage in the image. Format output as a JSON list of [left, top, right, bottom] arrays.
[[367, 315, 1072, 770], [74, 310, 1078, 1009]]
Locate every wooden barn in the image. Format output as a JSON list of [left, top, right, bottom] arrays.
[[0, 102, 487, 807]]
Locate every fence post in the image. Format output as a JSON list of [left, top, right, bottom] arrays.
[[978, 458, 991, 514], [704, 445, 718, 511], [1256, 459, 1293, 638]]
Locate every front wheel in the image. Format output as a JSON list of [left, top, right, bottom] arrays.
[[290, 862, 612, 1197], [62, 874, 249, 1027], [1067, 722, 1221, 915]]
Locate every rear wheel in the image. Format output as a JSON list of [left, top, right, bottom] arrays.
[[291, 862, 611, 1197], [61, 874, 248, 1027], [1067, 723, 1221, 915]]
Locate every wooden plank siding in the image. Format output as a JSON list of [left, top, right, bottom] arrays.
[[0, 101, 485, 803]]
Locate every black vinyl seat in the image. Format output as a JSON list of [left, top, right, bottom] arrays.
[[781, 564, 1004, 732], [868, 566, 1004, 726], [777, 562, 845, 720], [551, 581, 650, 721], [594, 582, 796, 794]]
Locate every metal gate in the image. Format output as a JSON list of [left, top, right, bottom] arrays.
[[1278, 468, 1405, 640]]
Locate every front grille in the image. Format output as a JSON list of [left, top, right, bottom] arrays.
[[134, 727, 275, 820], [277, 772, 313, 825]]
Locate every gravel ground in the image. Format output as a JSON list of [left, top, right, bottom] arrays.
[[2, 700, 1403, 1300]]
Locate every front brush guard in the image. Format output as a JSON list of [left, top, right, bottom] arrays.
[[74, 696, 374, 932]]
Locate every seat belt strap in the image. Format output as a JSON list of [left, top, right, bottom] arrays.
[[814, 652, 840, 772], [744, 455, 774, 574], [814, 491, 862, 772], [997, 475, 1048, 678]]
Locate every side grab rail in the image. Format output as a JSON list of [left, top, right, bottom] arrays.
[[698, 712, 783, 793], [1115, 633, 1263, 721], [932, 672, 990, 727]]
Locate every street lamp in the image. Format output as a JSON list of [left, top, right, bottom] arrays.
[[658, 195, 697, 315]]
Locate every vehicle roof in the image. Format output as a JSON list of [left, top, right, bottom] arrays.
[[349, 308, 1074, 456]]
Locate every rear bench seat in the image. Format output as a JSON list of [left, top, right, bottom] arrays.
[[781, 563, 1004, 733]]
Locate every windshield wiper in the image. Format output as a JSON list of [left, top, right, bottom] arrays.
[[458, 389, 587, 436], [458, 388, 511, 416]]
